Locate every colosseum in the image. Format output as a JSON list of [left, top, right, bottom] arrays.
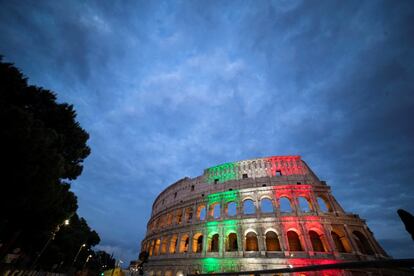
[[140, 156, 391, 275]]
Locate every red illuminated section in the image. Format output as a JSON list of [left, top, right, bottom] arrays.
[[288, 259, 342, 276], [264, 156, 307, 176]]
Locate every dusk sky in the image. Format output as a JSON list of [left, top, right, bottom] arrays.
[[1, 0, 413, 263]]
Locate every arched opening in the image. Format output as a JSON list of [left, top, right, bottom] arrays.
[[192, 233, 203, 253], [298, 197, 312, 212], [175, 209, 182, 225], [279, 197, 292, 212], [165, 271, 172, 276], [331, 231, 346, 253], [317, 196, 332, 212], [227, 201, 237, 216], [260, 198, 273, 213], [353, 231, 374, 255], [179, 234, 189, 253], [287, 231, 303, 251], [197, 205, 206, 221], [166, 212, 173, 225], [154, 239, 161, 256], [169, 234, 178, 254], [209, 203, 221, 219], [149, 240, 155, 256], [265, 231, 281, 251], [161, 236, 168, 254], [209, 233, 219, 252], [185, 207, 193, 223], [243, 199, 256, 215], [245, 232, 259, 251], [176, 271, 183, 276], [309, 230, 326, 252], [227, 233, 238, 251]]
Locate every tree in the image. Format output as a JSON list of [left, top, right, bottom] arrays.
[[0, 57, 91, 265]]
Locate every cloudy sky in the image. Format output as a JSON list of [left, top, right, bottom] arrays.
[[1, 0, 413, 263]]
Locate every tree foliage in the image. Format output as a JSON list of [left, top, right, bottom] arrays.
[[0, 58, 98, 269]]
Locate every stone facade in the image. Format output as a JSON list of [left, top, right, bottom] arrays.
[[140, 156, 391, 276]]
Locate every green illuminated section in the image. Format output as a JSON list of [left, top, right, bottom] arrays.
[[207, 190, 238, 204], [207, 162, 238, 183], [202, 258, 220, 273]]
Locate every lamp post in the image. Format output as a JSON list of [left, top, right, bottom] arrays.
[[27, 218, 71, 274], [72, 243, 86, 267], [82, 254, 93, 270]]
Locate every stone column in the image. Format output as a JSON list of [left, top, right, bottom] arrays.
[[322, 224, 336, 255], [258, 227, 266, 256], [219, 225, 224, 257], [300, 222, 312, 254]]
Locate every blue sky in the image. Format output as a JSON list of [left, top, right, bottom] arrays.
[[1, 0, 413, 263]]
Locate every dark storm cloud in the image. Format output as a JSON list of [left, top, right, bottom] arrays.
[[1, 0, 413, 262]]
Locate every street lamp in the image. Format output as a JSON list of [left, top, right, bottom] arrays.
[[82, 254, 93, 269], [29, 218, 71, 272], [72, 243, 87, 266]]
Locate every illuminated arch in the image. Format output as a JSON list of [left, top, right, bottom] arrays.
[[331, 231, 347, 253], [179, 234, 189, 253], [161, 236, 168, 254], [154, 238, 161, 256], [169, 234, 178, 254], [265, 231, 281, 251], [192, 233, 203, 253], [196, 205, 206, 221], [226, 233, 238, 251], [245, 231, 259, 251], [209, 233, 219, 252], [309, 230, 326, 252], [287, 230, 303, 251]]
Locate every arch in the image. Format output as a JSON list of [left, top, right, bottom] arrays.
[[166, 212, 173, 225], [279, 197, 292, 212], [243, 199, 256, 215], [192, 233, 203, 253], [176, 271, 184, 276], [175, 209, 183, 225], [331, 231, 346, 253], [245, 232, 259, 251], [154, 239, 161, 256], [149, 240, 155, 256], [209, 233, 219, 252], [298, 197, 312, 212], [227, 233, 238, 251], [260, 198, 273, 213], [179, 234, 189, 253], [169, 234, 178, 254], [227, 201, 237, 216], [165, 271, 172, 276], [209, 202, 221, 219], [265, 231, 281, 251], [161, 236, 168, 254], [287, 230, 303, 251], [185, 207, 193, 223], [309, 230, 326, 252], [317, 196, 332, 212], [197, 205, 206, 221], [353, 231, 374, 255]]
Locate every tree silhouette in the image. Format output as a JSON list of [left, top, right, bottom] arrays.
[[0, 57, 92, 268]]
